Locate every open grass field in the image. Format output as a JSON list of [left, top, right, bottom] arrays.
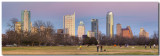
[[2, 45, 158, 55]]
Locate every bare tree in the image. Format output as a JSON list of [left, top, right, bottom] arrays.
[[33, 20, 55, 46], [7, 18, 18, 30]]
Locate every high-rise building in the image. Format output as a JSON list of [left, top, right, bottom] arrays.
[[87, 31, 95, 38], [15, 22, 21, 33], [63, 12, 75, 36], [121, 26, 133, 38], [116, 23, 121, 36], [77, 21, 85, 40], [106, 12, 114, 38], [21, 10, 32, 32], [121, 28, 131, 38], [91, 19, 98, 39], [139, 28, 149, 38]]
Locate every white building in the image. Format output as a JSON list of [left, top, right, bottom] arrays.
[[63, 12, 75, 36], [77, 21, 85, 40]]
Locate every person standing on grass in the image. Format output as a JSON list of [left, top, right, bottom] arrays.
[[100, 45, 103, 52], [97, 45, 99, 52], [149, 42, 152, 49], [80, 46, 82, 50], [145, 44, 147, 48], [150, 44, 152, 48], [153, 44, 156, 48]]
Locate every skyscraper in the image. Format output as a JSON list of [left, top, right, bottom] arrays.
[[91, 19, 98, 39], [121, 26, 133, 38], [63, 12, 75, 36], [139, 28, 149, 38], [116, 23, 121, 36], [77, 21, 85, 40], [121, 28, 131, 38], [106, 11, 114, 38], [21, 10, 32, 32]]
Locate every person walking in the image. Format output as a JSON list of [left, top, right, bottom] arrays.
[[97, 45, 99, 52]]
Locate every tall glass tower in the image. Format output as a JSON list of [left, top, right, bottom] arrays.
[[91, 19, 98, 39], [106, 12, 114, 38], [21, 10, 31, 32]]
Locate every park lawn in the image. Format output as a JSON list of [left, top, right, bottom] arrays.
[[2, 46, 158, 55]]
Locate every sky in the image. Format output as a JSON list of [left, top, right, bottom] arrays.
[[2, 2, 158, 38]]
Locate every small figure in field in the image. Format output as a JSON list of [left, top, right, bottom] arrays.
[[145, 44, 147, 49], [100, 45, 103, 52], [150, 45, 152, 48], [96, 45, 99, 52], [153, 44, 156, 48], [79, 46, 82, 50]]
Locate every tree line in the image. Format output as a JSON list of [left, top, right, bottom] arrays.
[[81, 32, 158, 46]]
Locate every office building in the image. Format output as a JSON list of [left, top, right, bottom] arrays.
[[121, 26, 133, 38], [91, 19, 98, 39], [121, 28, 131, 38], [116, 23, 121, 36], [21, 10, 32, 32], [77, 21, 85, 40], [106, 11, 114, 38], [63, 12, 75, 36]]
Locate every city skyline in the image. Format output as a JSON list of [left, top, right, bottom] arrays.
[[2, 2, 158, 37]]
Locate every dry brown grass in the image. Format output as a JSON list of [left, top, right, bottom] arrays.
[[2, 46, 158, 55]]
